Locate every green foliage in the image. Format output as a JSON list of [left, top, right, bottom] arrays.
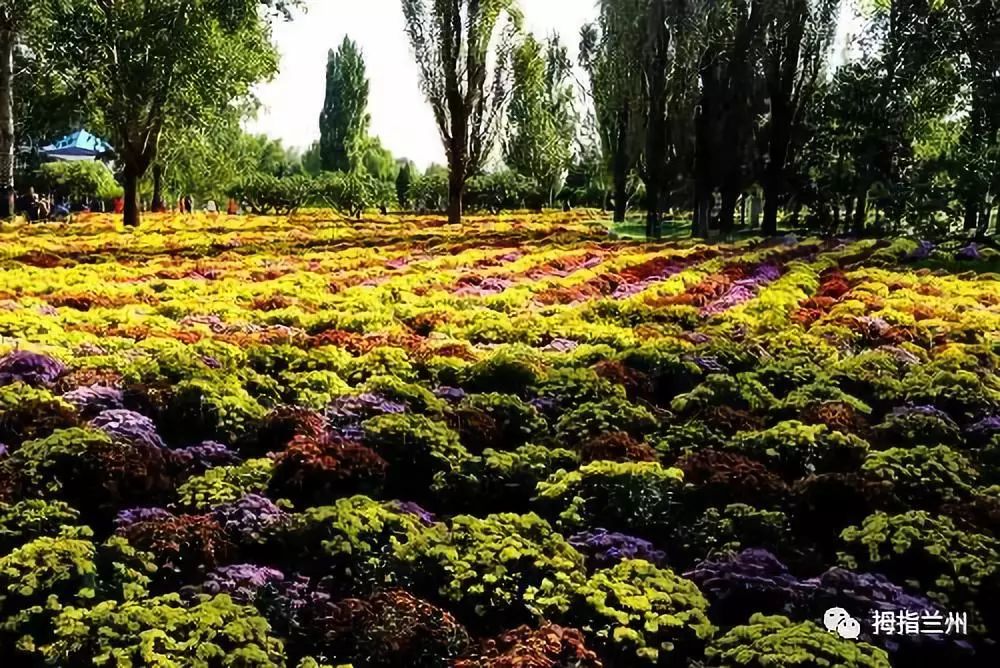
[[316, 170, 395, 218], [532, 367, 625, 410], [462, 347, 545, 395], [554, 397, 658, 445], [0, 499, 80, 553], [399, 512, 584, 625], [535, 461, 683, 534], [0, 382, 78, 446], [0, 529, 154, 656], [558, 559, 714, 664], [505, 33, 576, 202], [273, 496, 425, 592], [672, 504, 791, 566], [362, 375, 446, 414], [839, 511, 1000, 610], [43, 593, 285, 666], [407, 170, 449, 211], [176, 458, 274, 511], [162, 377, 267, 444], [395, 160, 416, 208], [36, 161, 123, 201], [432, 444, 579, 513], [466, 170, 543, 214], [862, 445, 978, 505], [704, 613, 890, 667], [362, 414, 469, 495], [320, 36, 370, 173], [731, 420, 870, 478], [229, 173, 316, 215], [457, 392, 547, 448]]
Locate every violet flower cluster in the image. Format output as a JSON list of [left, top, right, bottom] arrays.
[[0, 350, 66, 387], [568, 529, 666, 568], [90, 408, 166, 450]]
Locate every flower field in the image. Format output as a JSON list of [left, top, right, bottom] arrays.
[[0, 212, 999, 666]]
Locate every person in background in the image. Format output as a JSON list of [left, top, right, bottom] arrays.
[[227, 198, 238, 215], [183, 195, 193, 213], [113, 196, 124, 214], [205, 199, 218, 213]]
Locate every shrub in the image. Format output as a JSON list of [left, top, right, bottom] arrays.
[[461, 349, 545, 395], [455, 393, 547, 450], [61, 384, 125, 418], [199, 563, 285, 604], [684, 549, 814, 625], [362, 414, 469, 497], [230, 172, 315, 214], [862, 445, 978, 505], [398, 512, 585, 628], [731, 420, 870, 478], [169, 441, 243, 478], [554, 397, 659, 446], [160, 377, 267, 445], [43, 593, 286, 666], [432, 444, 578, 514], [11, 427, 172, 520], [352, 589, 471, 666], [577, 431, 658, 463], [873, 405, 962, 447], [0, 350, 66, 387], [89, 408, 166, 450], [117, 513, 232, 586], [454, 623, 602, 668], [0, 498, 80, 553], [211, 494, 289, 546], [535, 461, 683, 535], [316, 170, 394, 218], [268, 496, 425, 594], [675, 449, 788, 508], [0, 529, 154, 657], [362, 375, 447, 414], [35, 160, 123, 201], [838, 511, 1000, 611], [268, 435, 388, 508], [531, 367, 625, 413], [249, 405, 328, 456], [0, 382, 79, 446], [703, 613, 890, 667], [558, 559, 714, 664], [466, 170, 541, 213], [567, 529, 666, 569], [671, 504, 791, 568], [176, 458, 274, 511]]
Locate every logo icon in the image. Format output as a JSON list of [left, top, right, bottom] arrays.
[[824, 607, 861, 640]]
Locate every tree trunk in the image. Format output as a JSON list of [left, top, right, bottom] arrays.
[[762, 190, 780, 237], [612, 108, 629, 224], [739, 194, 746, 228], [151, 164, 164, 212], [447, 165, 464, 226], [964, 197, 980, 232], [123, 166, 140, 227], [749, 192, 761, 229], [832, 202, 841, 235], [719, 186, 739, 237], [852, 189, 868, 237], [0, 28, 14, 218], [761, 174, 780, 237]]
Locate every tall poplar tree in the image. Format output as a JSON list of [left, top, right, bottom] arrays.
[[319, 36, 370, 173]]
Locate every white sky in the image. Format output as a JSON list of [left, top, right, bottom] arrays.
[[246, 0, 598, 169]]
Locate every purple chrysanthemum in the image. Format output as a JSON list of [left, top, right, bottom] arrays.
[[201, 564, 285, 603], [90, 409, 165, 450], [391, 501, 437, 526], [62, 385, 125, 416], [212, 494, 288, 540], [568, 529, 666, 567], [434, 386, 467, 403], [171, 441, 243, 475], [0, 350, 66, 387], [114, 507, 174, 530]]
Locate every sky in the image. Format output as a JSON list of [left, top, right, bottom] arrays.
[[246, 0, 598, 170]]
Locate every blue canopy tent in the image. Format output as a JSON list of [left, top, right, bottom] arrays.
[[39, 130, 113, 162]]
